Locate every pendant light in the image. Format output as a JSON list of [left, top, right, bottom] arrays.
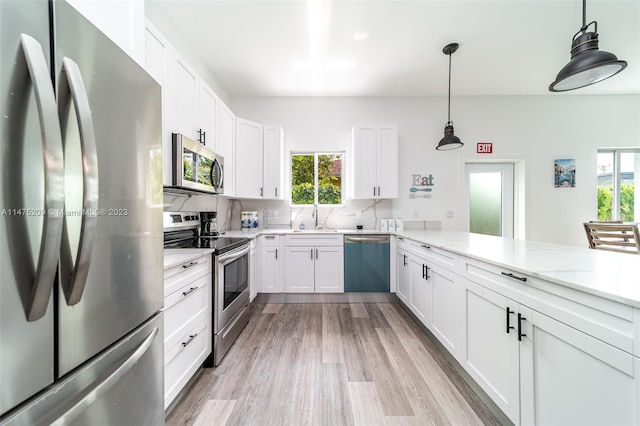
[[549, 0, 627, 92], [436, 43, 463, 151]]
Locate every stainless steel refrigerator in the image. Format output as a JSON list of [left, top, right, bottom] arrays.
[[1, 1, 164, 424]]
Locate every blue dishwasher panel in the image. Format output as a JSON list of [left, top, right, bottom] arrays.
[[344, 236, 390, 292]]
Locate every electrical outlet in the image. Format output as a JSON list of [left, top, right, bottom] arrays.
[[355, 210, 362, 219], [413, 210, 418, 219], [446, 211, 454, 218]]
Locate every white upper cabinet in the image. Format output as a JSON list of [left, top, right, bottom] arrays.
[[217, 101, 235, 197], [263, 125, 284, 200], [235, 119, 284, 200], [351, 124, 398, 199], [198, 83, 218, 152], [65, 0, 145, 64], [235, 118, 264, 198], [170, 54, 198, 141]]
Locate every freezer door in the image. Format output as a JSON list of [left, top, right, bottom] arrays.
[[53, 1, 164, 376], [0, 313, 164, 426], [0, 0, 60, 415]]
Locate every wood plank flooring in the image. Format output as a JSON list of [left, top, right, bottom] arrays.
[[166, 302, 501, 426]]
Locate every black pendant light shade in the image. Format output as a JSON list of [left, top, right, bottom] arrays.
[[550, 1, 627, 92], [436, 43, 463, 151]]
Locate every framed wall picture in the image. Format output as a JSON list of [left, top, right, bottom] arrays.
[[554, 158, 576, 188]]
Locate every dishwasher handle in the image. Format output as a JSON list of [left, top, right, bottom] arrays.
[[344, 235, 390, 244]]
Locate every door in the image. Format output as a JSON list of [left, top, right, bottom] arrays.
[[235, 117, 263, 198], [464, 280, 520, 423], [314, 246, 344, 292], [0, 0, 58, 414], [409, 256, 431, 325], [466, 163, 514, 237], [284, 246, 315, 293], [396, 249, 410, 304], [519, 307, 640, 425], [55, 0, 163, 376]]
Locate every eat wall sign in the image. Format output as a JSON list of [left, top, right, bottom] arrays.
[[477, 142, 493, 154]]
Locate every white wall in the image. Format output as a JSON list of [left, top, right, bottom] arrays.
[[231, 95, 640, 247]]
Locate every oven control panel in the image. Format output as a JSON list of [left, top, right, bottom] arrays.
[[163, 211, 200, 231]]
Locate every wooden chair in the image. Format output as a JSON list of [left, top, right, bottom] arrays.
[[583, 222, 640, 254]]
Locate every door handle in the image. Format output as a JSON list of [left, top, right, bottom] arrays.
[[275, 187, 278, 197], [58, 57, 99, 306], [14, 35, 65, 321], [517, 313, 527, 341], [315, 248, 319, 259], [422, 264, 426, 279], [403, 254, 407, 266], [310, 249, 313, 259], [275, 249, 278, 260], [506, 307, 515, 334], [425, 266, 430, 280], [373, 187, 376, 197]]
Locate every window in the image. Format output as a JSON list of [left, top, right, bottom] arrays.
[[291, 153, 342, 205], [597, 148, 639, 221]]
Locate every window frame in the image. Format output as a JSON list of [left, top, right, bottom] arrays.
[[289, 151, 344, 207], [597, 147, 638, 221]]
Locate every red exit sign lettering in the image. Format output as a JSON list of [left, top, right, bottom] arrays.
[[477, 142, 493, 154]]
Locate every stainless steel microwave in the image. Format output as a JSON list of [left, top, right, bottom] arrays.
[[171, 133, 224, 194]]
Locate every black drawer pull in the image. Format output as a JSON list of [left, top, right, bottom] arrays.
[[420, 244, 431, 249], [182, 261, 198, 269], [182, 333, 198, 347], [501, 272, 527, 282], [182, 286, 198, 297]]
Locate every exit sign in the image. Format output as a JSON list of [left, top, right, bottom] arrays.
[[477, 142, 493, 154]]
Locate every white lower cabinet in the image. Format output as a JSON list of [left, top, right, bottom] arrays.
[[163, 254, 212, 409], [408, 255, 431, 325], [259, 235, 283, 293], [284, 235, 344, 293], [396, 248, 410, 304]]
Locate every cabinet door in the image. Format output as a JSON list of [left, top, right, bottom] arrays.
[[169, 55, 197, 141], [198, 83, 217, 151], [430, 265, 465, 360], [396, 249, 410, 304], [409, 256, 431, 326], [261, 247, 282, 293], [464, 280, 520, 424], [315, 246, 344, 293], [249, 247, 256, 301], [263, 125, 283, 200], [217, 101, 235, 196], [284, 247, 315, 293], [519, 307, 640, 426], [235, 117, 263, 198], [352, 125, 378, 199], [376, 124, 398, 198]]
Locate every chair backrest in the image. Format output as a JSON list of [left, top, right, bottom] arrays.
[[583, 222, 640, 254]]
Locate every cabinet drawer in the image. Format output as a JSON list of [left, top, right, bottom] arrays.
[[396, 236, 410, 250], [164, 313, 209, 408], [463, 257, 637, 356], [164, 255, 211, 297], [410, 241, 458, 271], [164, 274, 210, 345], [260, 234, 281, 247], [285, 234, 343, 246]]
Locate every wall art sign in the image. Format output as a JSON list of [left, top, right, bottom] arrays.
[[554, 158, 576, 188], [409, 174, 434, 198], [477, 142, 493, 154]]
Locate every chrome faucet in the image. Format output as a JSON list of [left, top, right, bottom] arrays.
[[312, 204, 318, 229]]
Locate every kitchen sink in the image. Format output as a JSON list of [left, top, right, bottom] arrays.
[[292, 229, 338, 233]]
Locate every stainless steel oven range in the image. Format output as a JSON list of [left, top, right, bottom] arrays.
[[163, 212, 250, 366]]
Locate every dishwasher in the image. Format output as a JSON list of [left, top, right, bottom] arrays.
[[344, 235, 390, 292]]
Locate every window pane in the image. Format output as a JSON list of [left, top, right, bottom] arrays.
[[620, 152, 638, 222], [469, 172, 502, 236], [318, 154, 341, 205], [291, 154, 314, 205], [597, 152, 614, 220]]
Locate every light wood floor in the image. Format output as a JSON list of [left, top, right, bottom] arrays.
[[166, 302, 501, 426]]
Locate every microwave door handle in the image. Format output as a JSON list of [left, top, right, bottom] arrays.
[[16, 35, 65, 321], [57, 57, 99, 306], [218, 245, 250, 266], [214, 159, 223, 190]]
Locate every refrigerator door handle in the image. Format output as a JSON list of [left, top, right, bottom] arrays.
[[18, 35, 65, 321], [57, 57, 99, 306], [48, 327, 159, 426]]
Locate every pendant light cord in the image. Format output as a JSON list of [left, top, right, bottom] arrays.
[[581, 0, 587, 32], [447, 52, 452, 124]]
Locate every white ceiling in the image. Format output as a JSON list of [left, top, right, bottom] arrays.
[[146, 0, 640, 97]]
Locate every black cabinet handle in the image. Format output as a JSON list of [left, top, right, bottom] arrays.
[[182, 333, 198, 347], [316, 248, 319, 259], [275, 249, 278, 260], [182, 286, 199, 297], [506, 307, 515, 334], [403, 254, 407, 266], [421, 244, 430, 249], [310, 249, 313, 260], [275, 187, 278, 197], [422, 264, 426, 279], [377, 186, 380, 196], [501, 272, 527, 282], [260, 187, 264, 197], [425, 266, 430, 280], [182, 261, 198, 269], [517, 313, 527, 341], [373, 187, 376, 196]]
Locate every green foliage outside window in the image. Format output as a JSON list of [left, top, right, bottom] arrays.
[[291, 153, 342, 205], [598, 184, 635, 221]]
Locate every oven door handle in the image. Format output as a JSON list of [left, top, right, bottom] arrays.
[[218, 245, 250, 266]]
